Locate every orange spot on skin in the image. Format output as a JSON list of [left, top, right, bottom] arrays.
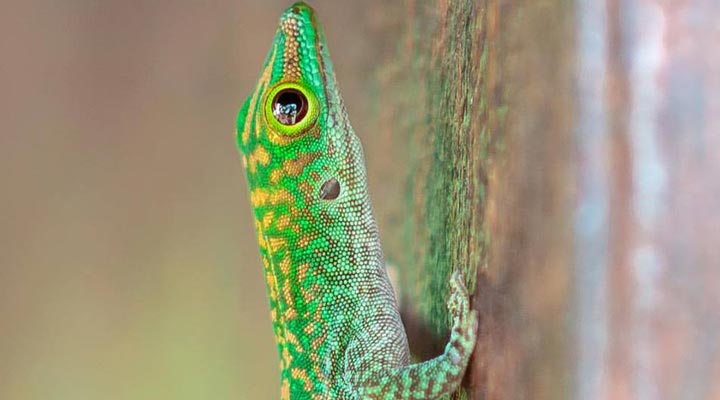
[[270, 188, 294, 204], [280, 378, 290, 400], [282, 278, 297, 316], [255, 145, 270, 164], [260, 254, 271, 271], [297, 235, 312, 248], [279, 257, 292, 275], [297, 263, 309, 282], [268, 237, 287, 254], [270, 169, 284, 184], [284, 152, 321, 176], [250, 188, 294, 208], [274, 325, 286, 346], [282, 347, 293, 369], [300, 283, 318, 305], [304, 322, 315, 336], [250, 188, 269, 208], [266, 270, 279, 303], [311, 330, 327, 352], [297, 181, 315, 203], [312, 359, 323, 378], [262, 210, 275, 229], [285, 329, 302, 351], [276, 214, 291, 231], [281, 17, 302, 81], [285, 307, 297, 320], [291, 368, 314, 392], [248, 144, 271, 173]]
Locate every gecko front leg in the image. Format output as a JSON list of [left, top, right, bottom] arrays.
[[356, 270, 478, 400]]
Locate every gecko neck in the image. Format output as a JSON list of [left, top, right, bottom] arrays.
[[250, 149, 396, 390]]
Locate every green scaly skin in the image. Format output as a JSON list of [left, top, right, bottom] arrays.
[[236, 3, 477, 399]]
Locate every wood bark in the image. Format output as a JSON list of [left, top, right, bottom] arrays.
[[371, 1, 720, 399]]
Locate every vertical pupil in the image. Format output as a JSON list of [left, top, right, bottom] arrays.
[[272, 89, 308, 126]]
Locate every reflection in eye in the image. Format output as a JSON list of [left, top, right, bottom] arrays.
[[273, 102, 298, 125], [272, 89, 307, 126]]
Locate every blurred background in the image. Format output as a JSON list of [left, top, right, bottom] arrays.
[[7, 1, 720, 399], [0, 1, 392, 398]]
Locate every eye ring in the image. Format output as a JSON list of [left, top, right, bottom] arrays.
[[264, 82, 319, 138]]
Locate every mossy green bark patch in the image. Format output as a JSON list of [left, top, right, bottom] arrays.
[[371, 0, 502, 378]]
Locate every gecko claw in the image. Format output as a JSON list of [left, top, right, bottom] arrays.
[[446, 269, 478, 362]]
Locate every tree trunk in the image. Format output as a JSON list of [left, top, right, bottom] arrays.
[[370, 0, 720, 399]]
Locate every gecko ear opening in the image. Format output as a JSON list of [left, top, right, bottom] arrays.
[[264, 82, 319, 138], [319, 178, 340, 200]]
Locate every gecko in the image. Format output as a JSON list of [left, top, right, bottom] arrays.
[[235, 2, 478, 399]]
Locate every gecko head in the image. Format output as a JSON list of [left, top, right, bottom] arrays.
[[237, 2, 368, 207]]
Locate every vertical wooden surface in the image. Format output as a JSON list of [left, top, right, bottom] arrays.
[[372, 0, 720, 399], [370, 1, 498, 397], [484, 0, 576, 399]]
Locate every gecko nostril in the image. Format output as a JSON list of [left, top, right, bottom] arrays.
[[319, 178, 340, 201]]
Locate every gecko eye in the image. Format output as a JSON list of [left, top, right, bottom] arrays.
[[265, 82, 319, 138], [319, 178, 340, 200], [272, 89, 308, 126]]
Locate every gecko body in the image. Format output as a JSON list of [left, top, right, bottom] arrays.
[[236, 3, 477, 399]]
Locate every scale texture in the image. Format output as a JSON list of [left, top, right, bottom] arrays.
[[235, 3, 477, 399]]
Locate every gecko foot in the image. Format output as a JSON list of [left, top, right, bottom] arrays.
[[445, 270, 478, 364], [355, 270, 478, 399]]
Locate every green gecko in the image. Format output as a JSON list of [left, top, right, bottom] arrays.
[[236, 3, 477, 399]]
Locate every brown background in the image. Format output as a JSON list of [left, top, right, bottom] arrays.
[[0, 1, 391, 398]]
